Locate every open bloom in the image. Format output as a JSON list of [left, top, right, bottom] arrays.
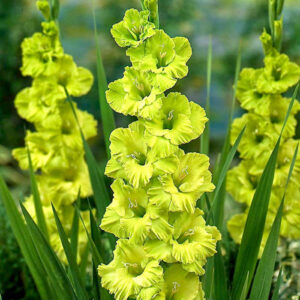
[[101, 179, 173, 243], [148, 151, 214, 213], [106, 67, 175, 119], [98, 239, 163, 300], [111, 9, 156, 48], [105, 122, 178, 187], [142, 92, 207, 145], [127, 29, 192, 81]]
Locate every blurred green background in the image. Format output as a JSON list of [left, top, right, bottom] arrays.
[[0, 0, 300, 299]]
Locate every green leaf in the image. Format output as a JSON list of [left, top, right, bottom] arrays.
[[280, 84, 299, 136], [249, 201, 283, 300], [79, 245, 89, 280], [50, 0, 60, 20], [208, 126, 245, 226], [0, 176, 53, 300], [76, 205, 105, 267], [70, 195, 80, 259], [231, 138, 280, 299], [240, 272, 249, 300], [20, 202, 76, 300], [92, 263, 101, 300], [269, 0, 276, 36], [214, 243, 229, 300], [27, 146, 49, 240], [276, 0, 285, 16], [249, 144, 298, 300], [82, 136, 111, 221], [65, 95, 112, 222], [200, 37, 212, 155], [92, 2, 115, 158], [51, 203, 89, 300], [90, 207, 114, 264], [271, 268, 282, 300], [76, 206, 112, 300]]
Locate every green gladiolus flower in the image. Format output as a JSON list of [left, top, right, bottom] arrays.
[[98, 239, 163, 300], [227, 161, 258, 206], [231, 113, 277, 161], [111, 9, 156, 48], [105, 122, 178, 187], [142, 92, 207, 145], [227, 30, 300, 256], [15, 79, 65, 129], [127, 29, 192, 80], [106, 67, 175, 119], [149, 151, 214, 213], [45, 54, 94, 97], [152, 264, 205, 300], [101, 179, 173, 243], [13, 5, 97, 263], [100, 4, 220, 298], [257, 53, 300, 94], [21, 21, 63, 77]]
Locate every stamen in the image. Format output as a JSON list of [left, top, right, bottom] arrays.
[[128, 198, 138, 208], [184, 228, 195, 236], [172, 281, 180, 294], [160, 51, 167, 59], [123, 262, 138, 268], [167, 110, 174, 120]]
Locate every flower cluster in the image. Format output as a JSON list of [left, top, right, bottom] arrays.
[[12, 0, 97, 262], [98, 6, 220, 300], [227, 31, 300, 255]]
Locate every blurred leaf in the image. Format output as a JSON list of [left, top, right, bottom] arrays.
[[0, 145, 12, 164], [92, 2, 115, 159], [240, 272, 249, 300], [82, 136, 111, 222], [90, 207, 113, 264], [0, 176, 53, 300], [79, 245, 89, 280], [70, 195, 80, 259], [271, 268, 282, 300], [52, 203, 89, 300], [92, 263, 101, 300], [50, 0, 60, 20], [66, 94, 112, 223], [27, 147, 49, 241], [249, 144, 298, 300], [20, 202, 76, 300], [76, 205, 112, 300], [200, 37, 212, 155], [231, 138, 280, 299], [208, 126, 245, 226], [214, 243, 229, 300]]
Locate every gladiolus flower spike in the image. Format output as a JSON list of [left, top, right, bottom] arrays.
[[98, 4, 221, 300], [227, 30, 300, 256], [13, 0, 97, 263]]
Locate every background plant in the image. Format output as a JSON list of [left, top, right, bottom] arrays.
[[11, 0, 98, 263], [227, 4, 300, 255]]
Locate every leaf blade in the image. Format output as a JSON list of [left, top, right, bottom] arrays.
[[20, 202, 76, 300], [92, 2, 115, 158], [52, 203, 89, 300], [0, 176, 53, 300]]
